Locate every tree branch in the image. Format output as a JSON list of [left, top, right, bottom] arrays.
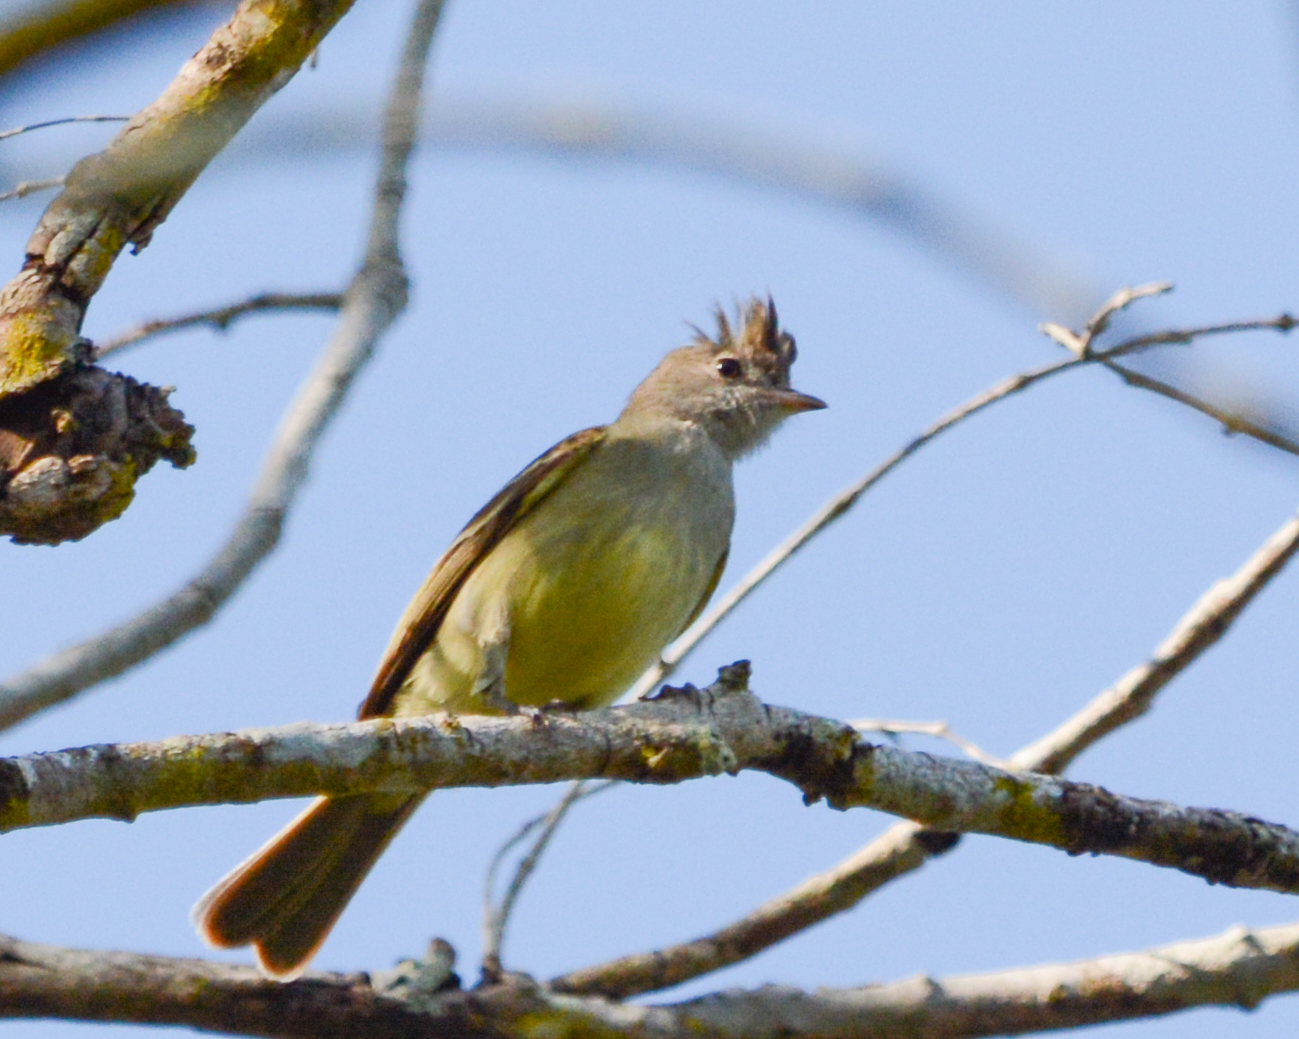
[[0, 0, 356, 397], [557, 503, 1299, 998], [630, 307, 1296, 700], [0, 1, 199, 82], [1010, 509, 1299, 773], [0, 0, 356, 544], [4, 665, 1299, 899], [94, 291, 345, 358], [1103, 358, 1299, 457], [0, 178, 65, 204], [0, 0, 444, 728], [4, 919, 1299, 1037]]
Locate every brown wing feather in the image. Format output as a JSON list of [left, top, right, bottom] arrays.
[[359, 426, 607, 720]]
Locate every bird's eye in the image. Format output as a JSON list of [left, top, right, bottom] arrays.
[[716, 357, 742, 378]]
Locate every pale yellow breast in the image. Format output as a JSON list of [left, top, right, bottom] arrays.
[[395, 422, 733, 714]]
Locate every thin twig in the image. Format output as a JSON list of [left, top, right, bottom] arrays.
[[0, 115, 128, 142], [1080, 280, 1171, 350], [1009, 508, 1299, 772], [627, 359, 1068, 701], [849, 718, 1005, 767], [94, 291, 344, 358], [0, 0, 447, 733], [1103, 358, 1299, 456], [0, 177, 64, 203], [553, 502, 1299, 999], [480, 780, 614, 975], [629, 306, 1295, 701]]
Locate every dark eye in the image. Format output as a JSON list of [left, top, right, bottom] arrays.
[[716, 357, 742, 378]]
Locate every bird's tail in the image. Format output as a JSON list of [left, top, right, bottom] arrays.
[[192, 792, 424, 980]]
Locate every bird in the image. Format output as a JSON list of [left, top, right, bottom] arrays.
[[192, 296, 825, 979]]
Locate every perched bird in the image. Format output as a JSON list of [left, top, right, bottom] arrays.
[[193, 297, 825, 979]]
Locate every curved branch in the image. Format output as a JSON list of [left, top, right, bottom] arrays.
[[94, 291, 344, 358], [3, 920, 1299, 1038], [1009, 509, 1299, 773], [0, 0, 357, 397], [424, 96, 1106, 324], [228, 93, 1109, 323], [0, 0, 198, 82], [631, 308, 1297, 701], [0, 0, 445, 729], [5, 667, 1299, 900], [555, 504, 1299, 998]]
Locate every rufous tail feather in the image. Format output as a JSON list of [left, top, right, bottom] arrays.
[[192, 793, 424, 980]]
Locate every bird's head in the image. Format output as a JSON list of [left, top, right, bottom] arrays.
[[625, 296, 826, 458]]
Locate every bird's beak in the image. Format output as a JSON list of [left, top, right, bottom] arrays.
[[763, 388, 828, 413]]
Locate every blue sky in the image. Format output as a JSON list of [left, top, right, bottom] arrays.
[[3, 3, 1299, 1036]]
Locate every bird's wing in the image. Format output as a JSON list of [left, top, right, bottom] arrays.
[[358, 425, 608, 719]]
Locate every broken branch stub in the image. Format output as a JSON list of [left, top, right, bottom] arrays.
[[0, 0, 356, 543], [0, 364, 194, 544]]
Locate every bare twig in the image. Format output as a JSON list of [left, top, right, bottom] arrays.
[[0, 0, 447, 731], [94, 291, 345, 358], [0, 118, 121, 202], [7, 672, 1299, 901], [480, 780, 608, 975], [1038, 281, 1172, 357], [627, 360, 1069, 701], [4, 920, 1299, 1038], [1078, 280, 1171, 352], [0, 177, 64, 203], [1103, 358, 1299, 457], [0, 115, 128, 142], [1011, 510, 1299, 772], [554, 503, 1299, 999], [849, 719, 1005, 767], [630, 306, 1295, 701]]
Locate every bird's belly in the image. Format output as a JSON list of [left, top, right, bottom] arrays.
[[400, 495, 727, 714], [500, 517, 717, 707]]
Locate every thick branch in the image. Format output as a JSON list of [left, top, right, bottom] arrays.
[[560, 505, 1299, 997], [0, 0, 442, 723], [0, 0, 356, 396], [4, 668, 1299, 898], [0, 1, 357, 543], [5, 920, 1299, 1038]]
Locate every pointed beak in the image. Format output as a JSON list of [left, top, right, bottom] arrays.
[[763, 388, 827, 413]]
